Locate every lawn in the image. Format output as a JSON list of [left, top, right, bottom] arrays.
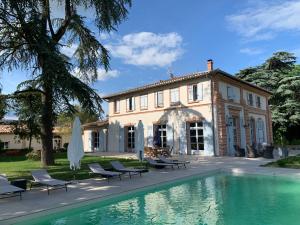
[[0, 152, 145, 181], [264, 156, 300, 169]]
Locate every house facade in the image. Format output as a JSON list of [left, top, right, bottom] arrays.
[[0, 122, 71, 150], [83, 60, 273, 156]]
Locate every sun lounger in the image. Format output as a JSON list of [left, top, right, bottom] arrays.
[[110, 161, 147, 178], [30, 170, 69, 195], [144, 157, 174, 169], [0, 175, 24, 200], [158, 155, 190, 168], [88, 163, 122, 182]]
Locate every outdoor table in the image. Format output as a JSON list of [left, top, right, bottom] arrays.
[[11, 179, 27, 191]]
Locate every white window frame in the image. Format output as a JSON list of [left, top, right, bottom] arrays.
[[256, 96, 261, 108], [140, 94, 148, 110], [126, 97, 135, 111], [155, 91, 164, 107], [188, 83, 203, 102], [227, 86, 234, 100], [127, 126, 135, 149], [156, 124, 167, 148], [189, 121, 204, 151], [92, 131, 100, 150], [170, 88, 180, 105], [247, 93, 253, 106], [114, 100, 120, 113], [1, 141, 9, 150]]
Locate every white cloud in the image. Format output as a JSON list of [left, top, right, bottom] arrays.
[[97, 68, 120, 81], [61, 44, 78, 57], [106, 32, 183, 67], [73, 67, 119, 81], [240, 47, 264, 55], [226, 1, 300, 41]]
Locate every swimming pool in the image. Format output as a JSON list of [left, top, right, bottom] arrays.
[[15, 173, 300, 225]]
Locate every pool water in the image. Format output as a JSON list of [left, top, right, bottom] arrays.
[[16, 173, 300, 225]]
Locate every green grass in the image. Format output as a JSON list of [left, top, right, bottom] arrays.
[[264, 156, 300, 169], [0, 152, 145, 181]]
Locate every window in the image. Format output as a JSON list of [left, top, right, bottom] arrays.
[[114, 100, 120, 113], [189, 122, 204, 151], [227, 86, 234, 100], [126, 97, 135, 111], [93, 131, 100, 150], [256, 96, 261, 108], [153, 124, 167, 147], [127, 126, 135, 149], [140, 94, 148, 110], [170, 88, 179, 105], [247, 93, 253, 106], [257, 119, 265, 143], [155, 91, 164, 107], [188, 83, 203, 102], [0, 141, 9, 150]]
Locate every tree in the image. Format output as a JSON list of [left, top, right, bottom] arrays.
[[0, 84, 7, 120], [0, 0, 131, 166], [56, 105, 99, 127], [236, 52, 300, 144], [12, 87, 43, 150]]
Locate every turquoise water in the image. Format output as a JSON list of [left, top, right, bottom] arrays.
[[16, 173, 300, 225]]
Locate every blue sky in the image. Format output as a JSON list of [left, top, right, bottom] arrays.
[[1, 0, 300, 118]]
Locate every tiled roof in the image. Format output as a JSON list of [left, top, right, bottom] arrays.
[[82, 119, 109, 129], [0, 125, 14, 134], [103, 70, 211, 99], [102, 69, 271, 99]]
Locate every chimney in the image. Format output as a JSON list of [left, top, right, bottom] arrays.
[[207, 59, 213, 72]]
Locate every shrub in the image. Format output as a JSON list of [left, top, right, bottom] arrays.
[[26, 149, 41, 161], [63, 143, 69, 150]]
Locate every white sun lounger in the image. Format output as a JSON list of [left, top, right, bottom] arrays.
[[30, 170, 69, 195], [110, 161, 147, 178], [145, 158, 174, 169], [88, 163, 122, 182], [158, 155, 190, 168], [0, 175, 24, 200]]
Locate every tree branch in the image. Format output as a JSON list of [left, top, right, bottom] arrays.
[[52, 0, 72, 43]]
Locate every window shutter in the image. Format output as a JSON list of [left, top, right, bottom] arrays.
[[197, 83, 203, 100], [179, 122, 187, 154], [166, 123, 174, 149], [188, 85, 193, 101], [88, 130, 93, 152], [147, 125, 153, 147], [119, 127, 125, 152], [132, 97, 135, 110], [126, 98, 129, 111]]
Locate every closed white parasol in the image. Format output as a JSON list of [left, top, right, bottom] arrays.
[[67, 117, 84, 170], [136, 120, 144, 161]]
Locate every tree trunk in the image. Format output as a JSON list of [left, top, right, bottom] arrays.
[[28, 134, 32, 150], [40, 83, 54, 166]]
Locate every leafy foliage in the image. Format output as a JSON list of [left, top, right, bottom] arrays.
[[11, 87, 43, 149], [0, 0, 131, 165], [237, 52, 300, 144]]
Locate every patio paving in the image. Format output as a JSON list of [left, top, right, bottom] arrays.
[[2, 156, 300, 224]]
